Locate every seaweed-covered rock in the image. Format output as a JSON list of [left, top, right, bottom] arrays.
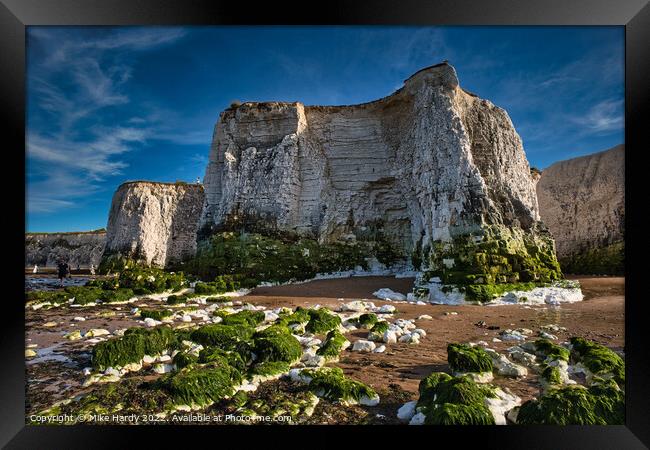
[[350, 313, 378, 329], [92, 326, 176, 370], [570, 337, 625, 386], [533, 338, 570, 362], [447, 343, 493, 374], [367, 321, 389, 341], [190, 324, 254, 348], [425, 402, 495, 425], [296, 367, 379, 406], [315, 329, 350, 361], [516, 381, 624, 425], [415, 373, 499, 425], [221, 310, 265, 327], [139, 309, 174, 321], [305, 308, 342, 334], [253, 332, 302, 364], [248, 361, 291, 383], [162, 361, 241, 407]]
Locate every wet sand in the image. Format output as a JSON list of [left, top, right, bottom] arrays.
[[25, 275, 624, 418], [244, 276, 624, 404]]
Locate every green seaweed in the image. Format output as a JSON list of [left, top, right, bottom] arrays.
[[424, 402, 495, 425], [316, 329, 349, 359], [534, 339, 570, 362], [517, 382, 624, 425], [253, 333, 302, 364], [570, 337, 625, 386], [139, 309, 174, 321], [162, 361, 241, 407], [248, 361, 290, 378], [447, 344, 493, 373], [302, 367, 377, 405], [221, 310, 265, 327], [305, 308, 342, 334], [92, 326, 176, 370]]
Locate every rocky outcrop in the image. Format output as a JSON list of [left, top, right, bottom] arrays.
[[536, 145, 624, 274], [200, 62, 560, 283], [104, 182, 204, 267], [25, 231, 106, 268]]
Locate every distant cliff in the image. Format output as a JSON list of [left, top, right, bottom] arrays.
[[103, 181, 204, 267], [536, 145, 624, 274], [25, 230, 106, 268]]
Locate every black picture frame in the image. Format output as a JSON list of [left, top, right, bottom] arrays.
[[2, 0, 648, 447]]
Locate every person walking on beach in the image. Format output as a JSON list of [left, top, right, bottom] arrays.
[[32, 264, 38, 274], [57, 260, 69, 287], [90, 264, 95, 276]]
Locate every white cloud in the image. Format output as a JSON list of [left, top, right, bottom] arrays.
[[572, 99, 624, 134], [27, 27, 188, 214]]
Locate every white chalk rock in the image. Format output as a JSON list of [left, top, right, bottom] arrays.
[[409, 412, 426, 425], [152, 363, 174, 374], [397, 401, 417, 421], [417, 315, 433, 320], [373, 345, 386, 353], [383, 331, 397, 344], [352, 340, 376, 352], [377, 304, 397, 314], [493, 354, 528, 378], [373, 288, 406, 301], [73, 316, 86, 322]]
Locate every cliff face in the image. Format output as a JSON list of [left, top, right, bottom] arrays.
[[104, 182, 205, 267], [536, 145, 624, 274], [201, 63, 557, 282], [25, 231, 106, 268]]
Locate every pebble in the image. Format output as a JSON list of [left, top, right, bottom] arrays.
[[539, 331, 558, 340], [383, 330, 397, 344], [352, 340, 376, 352], [397, 401, 417, 420], [73, 317, 86, 322], [152, 363, 174, 374], [25, 349, 37, 358], [417, 315, 433, 320], [373, 345, 386, 353]]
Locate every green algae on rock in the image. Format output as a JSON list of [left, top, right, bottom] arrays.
[[570, 337, 625, 385], [423, 225, 563, 302], [139, 309, 174, 321], [305, 308, 342, 334], [533, 338, 570, 362], [447, 343, 493, 374], [161, 361, 242, 408], [316, 329, 350, 360], [415, 372, 500, 425], [190, 324, 255, 348], [516, 381, 624, 425], [221, 310, 265, 327], [299, 367, 379, 406], [92, 326, 177, 371], [253, 333, 302, 364]]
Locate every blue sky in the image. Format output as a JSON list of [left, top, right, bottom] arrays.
[[26, 26, 624, 232]]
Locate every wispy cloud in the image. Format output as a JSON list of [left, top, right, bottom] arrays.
[[26, 28, 187, 215], [572, 99, 624, 134]]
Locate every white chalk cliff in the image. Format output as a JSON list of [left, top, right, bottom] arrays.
[[201, 62, 543, 261], [103, 182, 204, 267]]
